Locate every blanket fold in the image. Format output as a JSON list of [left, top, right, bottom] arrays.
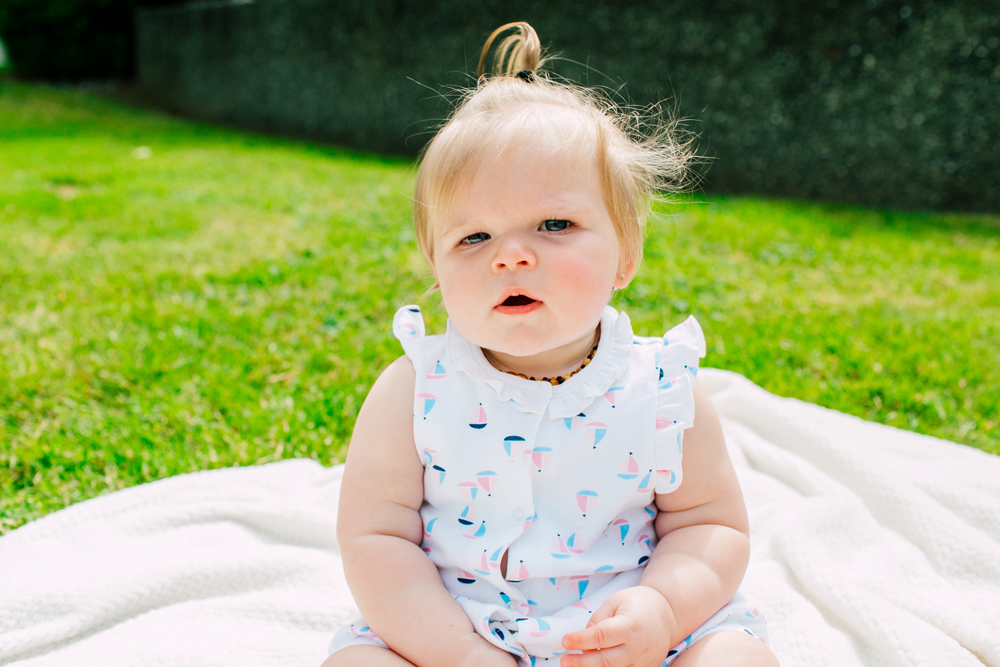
[[2, 369, 998, 667]]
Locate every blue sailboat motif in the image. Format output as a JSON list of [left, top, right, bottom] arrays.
[[637, 469, 653, 493], [489, 547, 504, 572], [566, 530, 586, 554], [503, 435, 525, 460], [464, 520, 486, 539], [432, 465, 446, 485], [458, 504, 476, 526]]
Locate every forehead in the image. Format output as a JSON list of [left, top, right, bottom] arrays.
[[435, 110, 603, 228], [458, 146, 600, 214]]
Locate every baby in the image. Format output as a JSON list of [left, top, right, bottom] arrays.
[[325, 22, 778, 667]]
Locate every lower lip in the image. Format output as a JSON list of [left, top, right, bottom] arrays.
[[495, 300, 542, 315]]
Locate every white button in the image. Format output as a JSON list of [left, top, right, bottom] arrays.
[[513, 507, 524, 520]]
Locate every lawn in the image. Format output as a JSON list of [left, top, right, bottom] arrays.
[[1, 82, 998, 534]]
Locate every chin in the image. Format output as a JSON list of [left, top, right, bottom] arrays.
[[484, 338, 547, 358]]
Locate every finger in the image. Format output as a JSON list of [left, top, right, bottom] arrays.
[[587, 597, 620, 628], [562, 595, 619, 650], [559, 644, 629, 667], [560, 615, 632, 651]]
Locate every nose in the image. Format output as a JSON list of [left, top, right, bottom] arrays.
[[491, 233, 537, 274]]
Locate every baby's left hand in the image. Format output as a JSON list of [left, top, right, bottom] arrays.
[[559, 585, 674, 667]]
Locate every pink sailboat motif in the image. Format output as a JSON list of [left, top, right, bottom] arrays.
[[527, 446, 553, 472], [585, 422, 607, 449], [417, 393, 436, 418], [618, 452, 639, 479], [508, 559, 529, 582], [426, 360, 446, 379], [469, 403, 487, 429], [576, 490, 598, 516], [604, 386, 624, 408], [476, 471, 498, 496], [606, 519, 630, 545], [550, 534, 571, 559], [474, 550, 491, 576], [521, 513, 538, 532], [563, 412, 587, 434], [432, 465, 446, 486], [565, 529, 586, 555], [457, 569, 476, 584], [528, 618, 551, 638], [424, 517, 437, 537], [458, 481, 479, 501], [349, 625, 379, 640], [658, 469, 677, 485], [654, 414, 674, 431], [571, 597, 591, 612]]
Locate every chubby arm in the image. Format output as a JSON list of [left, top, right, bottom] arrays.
[[338, 356, 516, 667], [642, 381, 749, 638], [561, 383, 749, 666]]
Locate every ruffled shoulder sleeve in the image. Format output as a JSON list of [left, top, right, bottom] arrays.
[[653, 316, 707, 494], [392, 305, 426, 359]]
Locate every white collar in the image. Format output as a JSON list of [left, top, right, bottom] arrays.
[[445, 306, 634, 419]]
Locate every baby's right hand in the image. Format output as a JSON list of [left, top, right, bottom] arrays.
[[452, 633, 519, 667]]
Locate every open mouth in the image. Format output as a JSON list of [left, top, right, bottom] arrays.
[[502, 295, 537, 307]]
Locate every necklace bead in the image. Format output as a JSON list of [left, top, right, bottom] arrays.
[[502, 343, 598, 384]]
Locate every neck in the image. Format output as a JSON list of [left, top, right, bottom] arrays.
[[484, 325, 600, 379]]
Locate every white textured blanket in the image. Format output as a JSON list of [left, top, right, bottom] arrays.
[[2, 369, 999, 667]]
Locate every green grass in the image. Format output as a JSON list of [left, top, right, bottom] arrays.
[[1, 82, 998, 534]]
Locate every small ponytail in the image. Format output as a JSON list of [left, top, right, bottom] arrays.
[[476, 22, 542, 79]]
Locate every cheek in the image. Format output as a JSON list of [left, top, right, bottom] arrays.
[[437, 260, 481, 313], [551, 246, 618, 293]]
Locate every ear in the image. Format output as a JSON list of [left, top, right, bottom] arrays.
[[614, 260, 635, 290]]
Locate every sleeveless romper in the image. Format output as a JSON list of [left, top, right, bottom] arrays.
[[329, 306, 768, 665]]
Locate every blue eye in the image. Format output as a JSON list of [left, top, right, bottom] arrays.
[[461, 232, 490, 245], [542, 219, 571, 232]]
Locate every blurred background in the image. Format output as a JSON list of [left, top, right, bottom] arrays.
[[1, 0, 998, 209], [1, 0, 997, 532]]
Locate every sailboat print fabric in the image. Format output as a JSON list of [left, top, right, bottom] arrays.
[[330, 305, 766, 664]]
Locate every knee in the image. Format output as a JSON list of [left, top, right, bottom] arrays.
[[672, 630, 779, 667]]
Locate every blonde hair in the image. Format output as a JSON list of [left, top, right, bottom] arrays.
[[414, 22, 693, 278]]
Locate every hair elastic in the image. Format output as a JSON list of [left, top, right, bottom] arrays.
[[515, 70, 536, 83]]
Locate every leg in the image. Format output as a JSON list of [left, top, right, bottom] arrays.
[[671, 630, 779, 667], [321, 645, 416, 667]]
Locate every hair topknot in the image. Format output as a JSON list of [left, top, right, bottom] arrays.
[[414, 22, 697, 282], [476, 22, 542, 79]]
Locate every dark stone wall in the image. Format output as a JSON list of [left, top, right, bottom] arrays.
[[136, 0, 999, 212]]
